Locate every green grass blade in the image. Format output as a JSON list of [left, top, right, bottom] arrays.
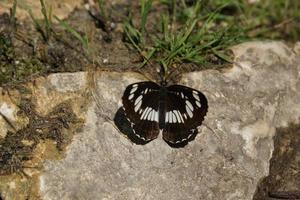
[[211, 48, 232, 63], [40, 0, 51, 40], [27, 8, 47, 41], [123, 21, 142, 53], [54, 16, 89, 51], [140, 47, 156, 68], [10, 0, 18, 25], [96, 0, 107, 20], [140, 0, 153, 37]]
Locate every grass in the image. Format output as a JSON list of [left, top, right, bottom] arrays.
[[123, 0, 300, 76], [27, 0, 53, 42], [9, 0, 17, 27], [54, 15, 90, 55], [96, 0, 108, 23], [197, 0, 300, 41], [123, 0, 248, 76], [140, 0, 153, 39], [0, 0, 300, 86]]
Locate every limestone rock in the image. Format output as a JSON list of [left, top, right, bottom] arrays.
[[40, 41, 300, 200], [0, 41, 300, 199]]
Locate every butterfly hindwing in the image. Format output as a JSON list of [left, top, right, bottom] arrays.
[[122, 82, 160, 141], [162, 85, 208, 144]]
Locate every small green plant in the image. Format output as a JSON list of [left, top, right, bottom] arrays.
[[140, 0, 153, 39], [196, 0, 300, 41], [10, 0, 18, 27], [96, 0, 108, 22], [123, 0, 153, 50], [0, 35, 14, 63], [54, 16, 90, 56], [124, 0, 300, 75], [124, 0, 247, 75], [27, 0, 53, 42]]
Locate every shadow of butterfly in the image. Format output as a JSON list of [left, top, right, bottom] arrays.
[[115, 81, 208, 147]]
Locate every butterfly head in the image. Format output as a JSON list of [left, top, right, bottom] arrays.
[[160, 80, 167, 87]]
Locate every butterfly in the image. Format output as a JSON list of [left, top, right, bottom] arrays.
[[121, 81, 208, 144]]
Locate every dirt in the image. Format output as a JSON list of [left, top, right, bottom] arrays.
[[0, 93, 82, 199], [0, 0, 232, 87], [0, 96, 81, 175], [253, 123, 300, 200], [0, 1, 152, 86]]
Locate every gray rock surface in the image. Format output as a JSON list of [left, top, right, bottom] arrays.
[[1, 41, 300, 200], [39, 41, 300, 200]]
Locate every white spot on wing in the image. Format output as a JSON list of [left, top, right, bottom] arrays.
[[169, 112, 173, 123], [186, 100, 194, 111], [178, 111, 185, 122], [193, 91, 200, 101], [140, 107, 147, 119], [134, 99, 142, 112], [154, 111, 159, 122], [174, 110, 182, 123], [134, 95, 143, 106], [172, 111, 177, 123], [141, 107, 149, 119], [172, 111, 179, 123], [181, 92, 184, 98], [147, 108, 153, 120], [186, 107, 193, 118], [147, 108, 153, 119], [129, 93, 134, 100], [151, 110, 156, 121], [183, 113, 187, 119], [151, 109, 155, 121], [130, 87, 138, 94], [196, 100, 201, 107], [165, 112, 169, 123]]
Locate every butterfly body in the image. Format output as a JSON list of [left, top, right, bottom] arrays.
[[158, 86, 168, 129], [122, 81, 208, 144]]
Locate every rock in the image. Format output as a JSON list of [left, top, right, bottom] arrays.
[[0, 41, 300, 199], [294, 41, 300, 55]]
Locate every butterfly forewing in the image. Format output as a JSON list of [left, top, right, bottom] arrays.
[[122, 82, 160, 141], [162, 85, 208, 144]]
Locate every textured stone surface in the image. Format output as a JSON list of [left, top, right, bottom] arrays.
[[39, 41, 300, 200], [0, 41, 300, 200], [0, 73, 88, 200]]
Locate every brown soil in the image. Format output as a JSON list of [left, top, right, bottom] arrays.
[[0, 1, 228, 87], [0, 97, 81, 175]]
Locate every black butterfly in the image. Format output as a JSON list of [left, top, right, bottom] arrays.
[[122, 81, 208, 144]]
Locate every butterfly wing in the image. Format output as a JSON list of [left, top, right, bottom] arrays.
[[162, 85, 208, 144], [122, 82, 161, 141]]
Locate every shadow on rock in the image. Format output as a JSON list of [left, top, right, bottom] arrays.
[[114, 107, 198, 148]]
